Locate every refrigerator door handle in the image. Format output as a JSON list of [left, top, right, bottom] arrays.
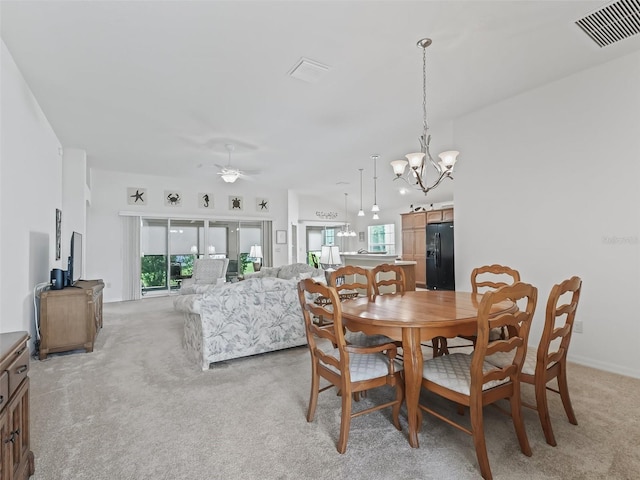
[[435, 232, 441, 268]]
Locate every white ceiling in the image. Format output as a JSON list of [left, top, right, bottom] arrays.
[[2, 1, 639, 212]]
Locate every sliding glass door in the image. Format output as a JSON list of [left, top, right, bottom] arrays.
[[139, 217, 271, 296]]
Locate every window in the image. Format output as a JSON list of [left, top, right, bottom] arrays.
[[368, 224, 395, 255]]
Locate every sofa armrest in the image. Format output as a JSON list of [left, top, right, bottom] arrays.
[[173, 293, 202, 314]]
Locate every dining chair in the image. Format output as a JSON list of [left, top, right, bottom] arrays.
[[485, 276, 582, 446], [371, 263, 406, 296], [327, 265, 392, 348], [419, 282, 538, 480], [296, 278, 404, 453]]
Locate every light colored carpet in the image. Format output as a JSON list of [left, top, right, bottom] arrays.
[[29, 296, 640, 479]]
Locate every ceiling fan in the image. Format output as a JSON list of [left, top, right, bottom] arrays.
[[198, 143, 258, 183]]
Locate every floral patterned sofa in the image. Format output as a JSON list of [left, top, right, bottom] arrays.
[[173, 263, 324, 370]]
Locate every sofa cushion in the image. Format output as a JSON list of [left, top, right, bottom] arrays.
[[276, 263, 323, 280]]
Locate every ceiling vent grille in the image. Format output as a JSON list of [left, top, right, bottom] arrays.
[[575, 0, 640, 47]]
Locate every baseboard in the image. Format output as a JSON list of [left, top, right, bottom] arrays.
[[567, 353, 640, 379]]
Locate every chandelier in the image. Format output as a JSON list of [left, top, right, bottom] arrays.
[[336, 193, 357, 237], [390, 38, 460, 195]]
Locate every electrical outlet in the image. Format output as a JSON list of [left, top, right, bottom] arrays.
[[573, 320, 583, 334]]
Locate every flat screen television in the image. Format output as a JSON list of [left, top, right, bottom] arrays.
[[67, 231, 83, 286]]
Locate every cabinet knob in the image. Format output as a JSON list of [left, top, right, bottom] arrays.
[[16, 366, 28, 375]]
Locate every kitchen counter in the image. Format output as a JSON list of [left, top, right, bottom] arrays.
[[341, 254, 416, 291]]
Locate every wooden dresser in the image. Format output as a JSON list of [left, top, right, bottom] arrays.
[[0, 332, 34, 480], [39, 279, 104, 360]]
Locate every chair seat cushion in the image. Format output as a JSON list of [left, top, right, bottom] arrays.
[[422, 353, 509, 395], [322, 348, 403, 382], [345, 331, 394, 348], [485, 350, 553, 376]]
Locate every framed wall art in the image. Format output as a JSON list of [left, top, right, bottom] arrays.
[[229, 196, 243, 211], [276, 230, 287, 244], [55, 208, 62, 260], [165, 191, 182, 207], [127, 187, 147, 205], [199, 192, 213, 208], [256, 198, 269, 212]]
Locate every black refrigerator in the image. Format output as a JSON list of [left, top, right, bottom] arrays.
[[426, 222, 455, 290]]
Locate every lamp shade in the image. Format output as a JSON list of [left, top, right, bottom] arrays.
[[190, 245, 198, 254], [405, 152, 425, 169], [390, 159, 408, 176], [249, 245, 262, 259], [319, 245, 341, 266], [208, 245, 216, 254], [438, 150, 459, 168]]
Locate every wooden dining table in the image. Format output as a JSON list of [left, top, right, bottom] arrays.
[[339, 290, 516, 448]]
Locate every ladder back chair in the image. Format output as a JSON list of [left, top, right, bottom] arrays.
[[486, 276, 582, 446], [296, 278, 404, 453], [328, 265, 392, 348], [419, 282, 538, 480], [433, 264, 522, 356], [371, 263, 406, 297]]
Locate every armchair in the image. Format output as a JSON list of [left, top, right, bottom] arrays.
[[180, 258, 229, 295]]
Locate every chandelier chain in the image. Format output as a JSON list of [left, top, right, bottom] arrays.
[[422, 44, 428, 136]]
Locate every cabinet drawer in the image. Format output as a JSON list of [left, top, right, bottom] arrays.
[[0, 370, 8, 411], [7, 346, 29, 397]]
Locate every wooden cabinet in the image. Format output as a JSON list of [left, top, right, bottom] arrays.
[[39, 279, 104, 360], [401, 209, 454, 288], [426, 208, 454, 223], [0, 332, 34, 480], [401, 212, 427, 287]]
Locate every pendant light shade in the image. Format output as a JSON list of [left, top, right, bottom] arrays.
[[358, 168, 365, 217], [371, 154, 380, 215]]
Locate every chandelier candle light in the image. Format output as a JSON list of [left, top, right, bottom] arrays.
[[390, 38, 460, 195], [337, 193, 357, 237]]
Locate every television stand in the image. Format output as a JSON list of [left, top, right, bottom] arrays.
[[38, 279, 104, 360]]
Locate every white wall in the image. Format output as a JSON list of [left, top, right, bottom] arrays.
[[454, 51, 640, 378], [0, 40, 63, 340], [88, 169, 291, 302]]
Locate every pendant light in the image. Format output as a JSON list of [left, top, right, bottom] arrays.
[[337, 193, 357, 237], [371, 154, 380, 219], [357, 168, 365, 217]]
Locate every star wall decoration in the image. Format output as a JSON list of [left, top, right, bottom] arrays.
[[127, 187, 147, 205], [256, 198, 269, 212]]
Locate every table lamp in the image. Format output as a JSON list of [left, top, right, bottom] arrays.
[[249, 245, 263, 272]]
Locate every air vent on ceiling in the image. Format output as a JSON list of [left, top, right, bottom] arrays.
[[575, 0, 640, 47], [288, 57, 330, 83]]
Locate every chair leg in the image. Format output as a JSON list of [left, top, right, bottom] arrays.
[[337, 386, 352, 454], [306, 362, 320, 422], [511, 384, 532, 456], [534, 376, 557, 446], [469, 400, 492, 480], [557, 365, 578, 426], [391, 377, 404, 431]]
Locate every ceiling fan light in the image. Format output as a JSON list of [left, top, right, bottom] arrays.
[[221, 172, 239, 183]]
